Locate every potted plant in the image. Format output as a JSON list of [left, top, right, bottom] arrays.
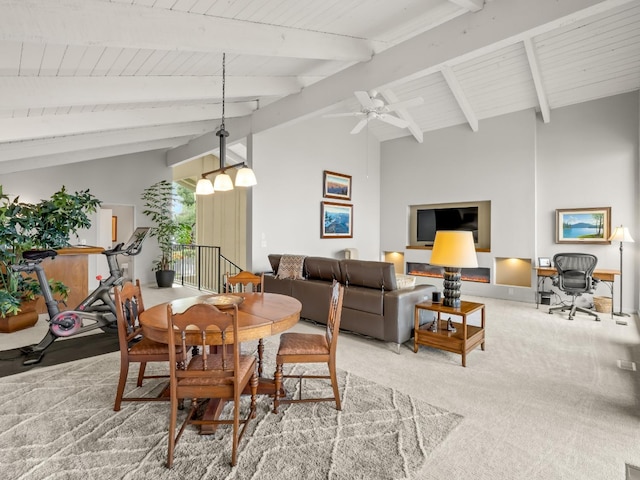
[[141, 180, 180, 288], [0, 185, 101, 330]]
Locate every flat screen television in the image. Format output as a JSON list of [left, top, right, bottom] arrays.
[[417, 206, 479, 244]]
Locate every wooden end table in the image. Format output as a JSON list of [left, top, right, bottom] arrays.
[[413, 300, 485, 367]]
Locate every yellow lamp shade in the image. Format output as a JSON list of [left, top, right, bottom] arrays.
[[430, 231, 478, 268]]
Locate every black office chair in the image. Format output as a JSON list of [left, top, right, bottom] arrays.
[[548, 253, 600, 321]]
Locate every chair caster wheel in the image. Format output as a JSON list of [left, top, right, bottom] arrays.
[[595, 317, 601, 322]]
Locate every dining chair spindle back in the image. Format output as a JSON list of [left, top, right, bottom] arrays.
[[166, 302, 258, 468]]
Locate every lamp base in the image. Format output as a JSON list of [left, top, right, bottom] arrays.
[[442, 267, 462, 308], [613, 311, 630, 317]]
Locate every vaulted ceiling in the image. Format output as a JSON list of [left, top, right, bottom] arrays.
[[1, 0, 639, 174]]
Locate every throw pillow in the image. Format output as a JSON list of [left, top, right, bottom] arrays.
[[276, 254, 306, 280], [395, 274, 416, 289]]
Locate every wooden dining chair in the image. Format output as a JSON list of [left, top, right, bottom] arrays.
[[166, 303, 258, 468], [225, 271, 266, 377], [113, 280, 177, 411], [273, 280, 345, 414]]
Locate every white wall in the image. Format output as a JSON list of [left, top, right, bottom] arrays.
[[381, 109, 537, 302], [380, 92, 639, 311], [0, 150, 172, 286], [537, 93, 639, 313], [250, 115, 381, 273]]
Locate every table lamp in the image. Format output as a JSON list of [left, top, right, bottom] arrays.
[[608, 225, 634, 317], [430, 231, 479, 309]]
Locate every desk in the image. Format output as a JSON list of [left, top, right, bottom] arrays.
[[140, 292, 301, 433], [535, 267, 619, 317]]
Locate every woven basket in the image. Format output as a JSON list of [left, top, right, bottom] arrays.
[[593, 296, 612, 313]]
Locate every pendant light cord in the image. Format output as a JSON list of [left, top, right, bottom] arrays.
[[221, 52, 226, 129]]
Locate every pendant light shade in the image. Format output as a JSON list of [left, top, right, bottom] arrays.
[[195, 177, 215, 195], [235, 166, 257, 187], [213, 172, 234, 191]]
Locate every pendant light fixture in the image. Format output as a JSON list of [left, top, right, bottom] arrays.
[[195, 52, 257, 195]]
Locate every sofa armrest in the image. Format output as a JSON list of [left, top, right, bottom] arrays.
[[383, 284, 435, 344]]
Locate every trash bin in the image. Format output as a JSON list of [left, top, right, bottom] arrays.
[[593, 296, 612, 313]]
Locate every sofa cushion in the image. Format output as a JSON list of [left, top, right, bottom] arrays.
[[263, 274, 294, 296], [340, 260, 398, 291], [305, 256, 342, 282], [276, 254, 306, 280], [343, 285, 384, 316]]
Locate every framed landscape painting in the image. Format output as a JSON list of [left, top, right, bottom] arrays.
[[555, 207, 611, 244], [321, 202, 353, 238], [323, 170, 351, 200]]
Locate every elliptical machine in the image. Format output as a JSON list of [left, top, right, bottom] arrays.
[[15, 227, 150, 366]]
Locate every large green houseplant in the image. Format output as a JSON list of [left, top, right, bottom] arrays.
[[0, 185, 101, 318], [141, 180, 180, 287]]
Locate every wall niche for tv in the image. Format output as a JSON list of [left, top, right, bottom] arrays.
[[408, 200, 491, 251]]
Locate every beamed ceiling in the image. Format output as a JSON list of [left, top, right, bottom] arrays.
[[0, 0, 638, 174]]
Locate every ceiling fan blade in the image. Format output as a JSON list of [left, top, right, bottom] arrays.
[[385, 97, 424, 112], [378, 114, 409, 129], [323, 112, 361, 118], [354, 91, 375, 110], [350, 118, 369, 134]]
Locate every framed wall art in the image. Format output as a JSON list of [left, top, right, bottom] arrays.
[[323, 170, 351, 200], [555, 207, 611, 244], [321, 201, 353, 238]]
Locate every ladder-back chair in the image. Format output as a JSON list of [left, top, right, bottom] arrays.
[[113, 280, 175, 411], [166, 302, 258, 468], [225, 271, 266, 377]]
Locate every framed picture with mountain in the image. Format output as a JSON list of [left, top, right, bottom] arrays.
[[321, 201, 353, 238], [323, 171, 351, 200], [555, 207, 611, 244]]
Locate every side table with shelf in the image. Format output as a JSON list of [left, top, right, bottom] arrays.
[[413, 300, 485, 367]]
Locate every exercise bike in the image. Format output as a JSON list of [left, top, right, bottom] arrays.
[[15, 227, 150, 366]]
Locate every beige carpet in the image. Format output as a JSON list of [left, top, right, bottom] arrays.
[[4, 285, 640, 479], [331, 296, 640, 480], [0, 343, 461, 480]]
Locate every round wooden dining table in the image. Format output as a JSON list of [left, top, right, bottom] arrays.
[[139, 292, 302, 345], [139, 292, 301, 434]]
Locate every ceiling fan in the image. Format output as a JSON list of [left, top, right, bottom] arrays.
[[324, 90, 424, 134]]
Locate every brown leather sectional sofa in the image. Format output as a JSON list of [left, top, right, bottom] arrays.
[[263, 254, 436, 350]]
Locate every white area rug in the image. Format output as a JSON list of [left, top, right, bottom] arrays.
[[0, 350, 461, 480]]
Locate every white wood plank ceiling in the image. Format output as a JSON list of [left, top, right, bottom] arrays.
[[0, 0, 638, 173]]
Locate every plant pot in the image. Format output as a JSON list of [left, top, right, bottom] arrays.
[[0, 299, 39, 333], [155, 270, 175, 288]]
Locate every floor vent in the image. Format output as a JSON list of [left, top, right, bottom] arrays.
[[618, 360, 637, 371], [616, 319, 629, 326], [626, 464, 640, 480]]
